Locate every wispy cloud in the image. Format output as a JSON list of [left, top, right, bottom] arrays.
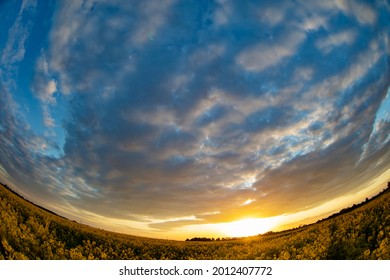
[[1, 0, 36, 73], [316, 29, 357, 54], [236, 29, 306, 72]]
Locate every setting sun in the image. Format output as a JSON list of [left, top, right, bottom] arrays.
[[0, 0, 389, 249], [214, 217, 283, 237]]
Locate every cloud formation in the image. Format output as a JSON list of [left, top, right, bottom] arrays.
[[1, 0, 36, 69], [0, 0, 390, 236]]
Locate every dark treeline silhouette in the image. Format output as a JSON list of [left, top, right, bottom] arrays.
[[185, 237, 243, 242], [316, 181, 390, 224]]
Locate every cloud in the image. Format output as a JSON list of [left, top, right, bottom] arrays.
[[42, 105, 55, 127], [1, 0, 390, 235], [0, 82, 62, 203], [213, 0, 233, 26], [131, 0, 175, 46], [31, 54, 58, 128], [236, 29, 306, 72], [0, 0, 36, 76], [258, 7, 286, 27], [36, 0, 390, 224], [333, 0, 377, 25], [33, 55, 56, 99], [316, 29, 357, 54]]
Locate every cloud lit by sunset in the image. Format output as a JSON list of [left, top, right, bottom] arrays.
[[0, 0, 389, 240]]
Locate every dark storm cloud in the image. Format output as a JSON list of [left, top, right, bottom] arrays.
[[1, 0, 389, 232]]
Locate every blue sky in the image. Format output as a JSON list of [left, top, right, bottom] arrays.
[[0, 0, 389, 239]]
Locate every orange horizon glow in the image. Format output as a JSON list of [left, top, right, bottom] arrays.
[[34, 169, 388, 241], [2, 168, 388, 241], [1, 0, 390, 247]]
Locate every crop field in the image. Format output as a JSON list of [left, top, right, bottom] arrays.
[[0, 182, 389, 260]]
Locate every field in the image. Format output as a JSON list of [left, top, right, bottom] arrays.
[[0, 182, 389, 260]]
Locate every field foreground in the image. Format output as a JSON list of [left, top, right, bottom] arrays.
[[0, 182, 389, 260]]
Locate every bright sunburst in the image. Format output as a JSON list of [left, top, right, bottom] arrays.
[[215, 217, 283, 237], [0, 0, 389, 240]]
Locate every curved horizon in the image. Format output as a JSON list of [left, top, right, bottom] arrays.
[[1, 0, 390, 240], [1, 179, 389, 241]]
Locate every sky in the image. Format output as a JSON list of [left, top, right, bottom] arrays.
[[0, 0, 389, 240]]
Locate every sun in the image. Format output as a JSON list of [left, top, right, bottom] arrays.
[[216, 217, 282, 237]]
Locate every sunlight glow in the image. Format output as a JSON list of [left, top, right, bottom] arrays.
[[214, 217, 283, 237]]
